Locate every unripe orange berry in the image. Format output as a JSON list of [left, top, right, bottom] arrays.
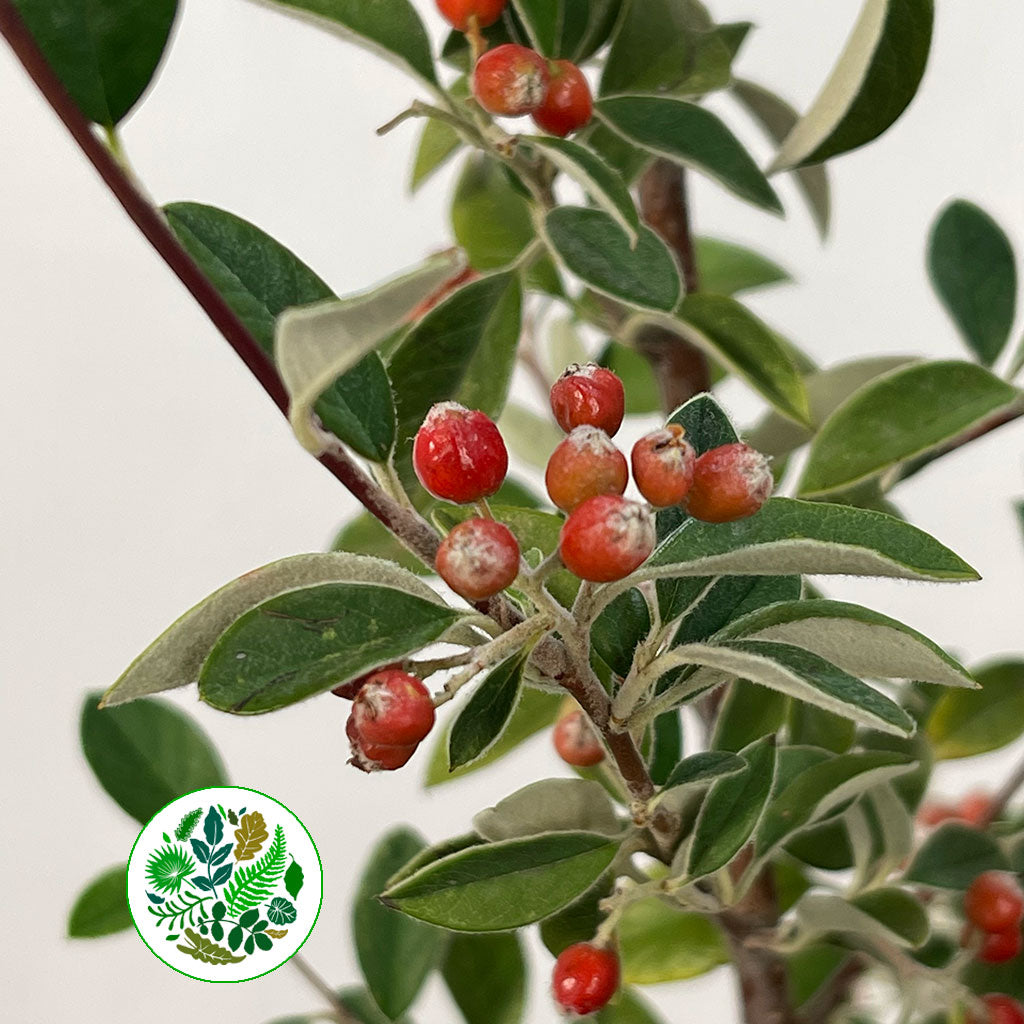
[[631, 423, 697, 507], [550, 363, 625, 437], [553, 709, 605, 767], [413, 402, 508, 503], [559, 495, 655, 583], [473, 44, 550, 116], [532, 60, 593, 137], [552, 942, 620, 1015], [435, 0, 506, 32], [965, 872, 1024, 934], [686, 442, 773, 523], [436, 517, 520, 601], [545, 425, 628, 513]]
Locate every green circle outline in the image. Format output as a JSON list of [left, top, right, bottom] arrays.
[[126, 785, 324, 984]]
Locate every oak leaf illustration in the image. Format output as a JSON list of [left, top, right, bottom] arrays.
[[233, 811, 269, 861]]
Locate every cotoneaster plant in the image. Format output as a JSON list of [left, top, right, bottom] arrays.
[[4, 1, 1023, 1023]]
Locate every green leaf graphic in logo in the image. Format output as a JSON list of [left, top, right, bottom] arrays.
[[176, 927, 246, 965], [267, 897, 297, 925], [204, 806, 224, 846], [174, 808, 202, 841], [146, 844, 197, 895], [284, 857, 304, 900], [223, 825, 287, 916]]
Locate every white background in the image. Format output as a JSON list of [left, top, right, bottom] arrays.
[[1, 1, 1022, 1022]]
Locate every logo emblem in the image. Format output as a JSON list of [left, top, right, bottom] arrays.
[[126, 786, 322, 981]]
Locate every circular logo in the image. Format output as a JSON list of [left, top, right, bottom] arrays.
[[126, 787, 322, 982]]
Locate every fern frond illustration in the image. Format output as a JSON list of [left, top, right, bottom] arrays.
[[147, 890, 211, 930], [174, 807, 203, 841], [146, 844, 197, 895], [223, 825, 287, 916]]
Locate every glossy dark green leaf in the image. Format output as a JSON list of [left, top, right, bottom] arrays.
[[686, 735, 777, 879], [905, 823, 1010, 889], [442, 932, 526, 1024], [661, 751, 747, 794], [543, 207, 681, 312], [591, 589, 650, 677], [711, 680, 790, 753], [381, 832, 619, 931], [770, 0, 934, 170], [927, 660, 1024, 759], [798, 361, 1019, 498], [928, 200, 1018, 366], [81, 693, 226, 824], [448, 652, 528, 772], [510, 0, 558, 54], [199, 583, 463, 713], [618, 899, 729, 983], [68, 865, 131, 937], [695, 238, 791, 296], [731, 78, 831, 236], [598, 96, 782, 213], [354, 828, 443, 1020], [164, 202, 395, 461], [257, 0, 437, 87], [13, 0, 179, 127], [424, 687, 562, 786]]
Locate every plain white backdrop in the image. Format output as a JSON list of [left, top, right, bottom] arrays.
[[1, 1, 1022, 1022]]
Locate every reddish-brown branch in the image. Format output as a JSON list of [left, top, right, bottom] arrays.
[[979, 751, 1024, 830]]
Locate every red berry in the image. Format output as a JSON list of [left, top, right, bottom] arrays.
[[532, 60, 593, 137], [332, 662, 403, 700], [545, 426, 628, 513], [550, 363, 625, 437], [436, 0, 506, 32], [559, 495, 655, 583], [436, 517, 520, 601], [965, 872, 1024, 934], [959, 792, 995, 826], [979, 926, 1023, 964], [349, 670, 435, 747], [969, 995, 1024, 1024], [413, 402, 508, 503], [407, 267, 479, 322], [552, 942, 620, 1015], [346, 715, 418, 773], [917, 800, 959, 828], [686, 442, 773, 523], [473, 44, 550, 116], [631, 423, 697, 508], [553, 710, 605, 767]]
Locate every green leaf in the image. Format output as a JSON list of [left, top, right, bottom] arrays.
[[410, 82, 468, 191], [926, 660, 1024, 759], [424, 688, 562, 786], [643, 497, 979, 583], [598, 341, 661, 415], [529, 137, 640, 244], [442, 933, 526, 1024], [788, 703, 856, 755], [786, 945, 850, 1008], [540, 874, 613, 956], [597, 96, 782, 214], [788, 888, 929, 950], [745, 356, 915, 461], [597, 990, 669, 1024], [660, 751, 747, 795], [199, 581, 466, 713], [284, 859, 305, 901], [510, 0, 558, 55], [685, 735, 778, 879], [223, 825, 287, 916], [388, 272, 523, 480], [498, 404, 564, 471], [851, 888, 930, 948], [905, 823, 1010, 890], [716, 599, 975, 690], [81, 693, 226, 823], [253, 0, 437, 88], [473, 779, 620, 841], [756, 751, 917, 856], [770, 0, 934, 170], [695, 238, 792, 296], [331, 514, 431, 575], [591, 589, 650, 677], [928, 200, 1018, 366], [381, 832, 619, 931], [542, 207, 682, 312], [798, 360, 1019, 497], [68, 865, 131, 937], [711, 681, 789, 753], [13, 0, 178, 127], [448, 652, 528, 772], [731, 78, 831, 237], [354, 828, 443, 1020], [618, 900, 729, 984], [104, 552, 455, 706]]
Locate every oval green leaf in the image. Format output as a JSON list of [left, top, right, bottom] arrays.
[[770, 0, 934, 170], [695, 237, 791, 296], [597, 95, 782, 213], [81, 693, 227, 823], [442, 932, 526, 1024], [448, 652, 528, 772], [905, 822, 1010, 890], [542, 207, 682, 312], [798, 360, 1020, 497], [380, 832, 620, 931], [473, 779, 620, 842], [68, 865, 131, 937], [618, 899, 729, 984], [928, 200, 1018, 366], [659, 751, 747, 795]]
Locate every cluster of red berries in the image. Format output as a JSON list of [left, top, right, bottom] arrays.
[[917, 791, 993, 829], [962, 871, 1024, 966], [436, 0, 593, 136]]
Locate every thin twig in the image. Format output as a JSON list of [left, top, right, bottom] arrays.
[[291, 954, 360, 1024], [979, 751, 1024, 829]]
